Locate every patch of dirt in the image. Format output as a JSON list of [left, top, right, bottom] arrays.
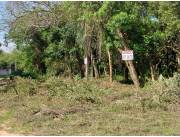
[[0, 130, 21, 136], [0, 122, 22, 136]]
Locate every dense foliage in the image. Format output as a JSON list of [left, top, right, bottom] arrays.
[[1, 1, 180, 87]]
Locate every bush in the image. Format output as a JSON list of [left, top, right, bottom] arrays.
[[12, 70, 38, 79], [141, 73, 180, 111], [15, 77, 38, 95], [41, 77, 109, 104]]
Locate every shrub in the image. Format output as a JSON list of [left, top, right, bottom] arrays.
[[141, 73, 180, 111], [15, 77, 38, 95]]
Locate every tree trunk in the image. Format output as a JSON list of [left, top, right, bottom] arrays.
[[93, 59, 99, 79], [98, 26, 103, 61], [84, 23, 89, 80], [104, 67, 108, 76], [90, 52, 94, 77], [117, 29, 140, 89], [124, 67, 129, 82], [85, 56, 89, 80], [107, 49, 113, 83], [177, 55, 180, 73], [76, 51, 84, 78], [150, 61, 155, 81], [67, 65, 72, 79], [125, 60, 140, 89], [67, 55, 73, 79]]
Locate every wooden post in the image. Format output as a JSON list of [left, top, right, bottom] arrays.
[[107, 49, 113, 83]]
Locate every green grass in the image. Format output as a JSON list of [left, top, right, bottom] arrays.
[[0, 77, 180, 135], [0, 110, 13, 124]]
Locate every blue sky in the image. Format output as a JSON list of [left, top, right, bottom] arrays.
[[0, 1, 15, 53]]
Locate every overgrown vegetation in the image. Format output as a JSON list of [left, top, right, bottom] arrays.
[[0, 1, 179, 135], [0, 74, 180, 135], [0, 1, 179, 87]]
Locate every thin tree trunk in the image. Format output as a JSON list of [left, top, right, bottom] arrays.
[[84, 23, 90, 80], [104, 67, 108, 76], [107, 49, 113, 83], [150, 61, 155, 81], [76, 51, 84, 78], [177, 55, 180, 73], [98, 25, 103, 61], [124, 67, 128, 82], [91, 50, 99, 79], [85, 56, 88, 80], [67, 55, 73, 79], [67, 65, 72, 79], [93, 58, 99, 78], [90, 51, 93, 77]]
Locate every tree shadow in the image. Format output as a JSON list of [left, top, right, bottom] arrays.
[[118, 79, 133, 85]]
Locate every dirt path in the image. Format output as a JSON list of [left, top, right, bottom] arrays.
[[0, 123, 22, 136], [0, 130, 21, 136], [0, 122, 22, 136]]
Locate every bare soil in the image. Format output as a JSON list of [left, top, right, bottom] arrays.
[[0, 130, 21, 136]]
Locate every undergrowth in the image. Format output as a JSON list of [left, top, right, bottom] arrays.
[[0, 74, 179, 135]]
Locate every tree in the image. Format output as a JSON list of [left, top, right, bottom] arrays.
[[3, 1, 179, 86]]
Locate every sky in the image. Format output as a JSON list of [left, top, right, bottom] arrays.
[[0, 1, 15, 53]]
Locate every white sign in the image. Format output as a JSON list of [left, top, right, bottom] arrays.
[[84, 57, 87, 64], [122, 50, 134, 60]]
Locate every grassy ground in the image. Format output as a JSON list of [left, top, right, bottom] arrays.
[[0, 77, 180, 135]]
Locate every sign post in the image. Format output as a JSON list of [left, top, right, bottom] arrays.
[[84, 57, 87, 64], [122, 50, 134, 61]]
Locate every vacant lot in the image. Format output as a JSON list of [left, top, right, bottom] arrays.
[[0, 77, 180, 135]]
